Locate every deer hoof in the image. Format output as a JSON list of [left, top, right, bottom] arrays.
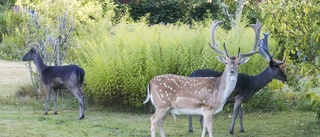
[[240, 129, 245, 133], [44, 112, 48, 115], [228, 130, 234, 135], [54, 112, 58, 115], [188, 129, 194, 133], [78, 115, 85, 120]]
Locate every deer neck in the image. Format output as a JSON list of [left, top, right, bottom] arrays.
[[33, 54, 47, 75], [252, 67, 273, 92], [219, 70, 238, 105]]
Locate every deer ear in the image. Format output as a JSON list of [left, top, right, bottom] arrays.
[[239, 57, 250, 64], [31, 48, 36, 52], [217, 56, 227, 64]]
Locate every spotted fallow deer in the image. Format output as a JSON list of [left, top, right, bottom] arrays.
[[143, 21, 260, 137]]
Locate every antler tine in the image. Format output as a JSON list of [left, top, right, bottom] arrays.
[[209, 21, 226, 56], [239, 40, 260, 58], [222, 43, 229, 57], [239, 49, 259, 58], [260, 32, 286, 64], [276, 56, 286, 65], [258, 33, 271, 61], [240, 20, 262, 58], [261, 33, 272, 57], [248, 19, 262, 52]]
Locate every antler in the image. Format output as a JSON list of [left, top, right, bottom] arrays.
[[259, 32, 286, 64], [249, 19, 262, 52], [239, 20, 262, 58], [259, 33, 271, 61], [208, 21, 228, 56], [275, 56, 286, 65]]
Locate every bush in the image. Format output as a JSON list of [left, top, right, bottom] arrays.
[[260, 0, 320, 94], [0, 10, 25, 60], [128, 0, 223, 25], [73, 19, 272, 110], [258, 0, 320, 119]]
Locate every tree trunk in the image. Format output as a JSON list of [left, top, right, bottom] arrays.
[[235, 0, 247, 25]]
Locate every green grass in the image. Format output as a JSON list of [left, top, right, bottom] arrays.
[[1, 56, 320, 137], [0, 104, 319, 137]]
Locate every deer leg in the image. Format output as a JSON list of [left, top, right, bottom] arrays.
[[229, 100, 242, 134], [53, 89, 58, 115], [68, 86, 85, 119], [77, 87, 85, 119], [188, 116, 194, 133], [157, 113, 167, 137], [198, 115, 208, 134], [239, 106, 245, 132], [202, 111, 213, 137], [44, 87, 52, 115], [150, 108, 168, 137]]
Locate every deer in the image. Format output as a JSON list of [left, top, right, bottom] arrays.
[[22, 48, 85, 120], [187, 32, 287, 134], [143, 20, 260, 137]]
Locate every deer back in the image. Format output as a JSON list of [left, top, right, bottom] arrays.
[[149, 74, 224, 110], [42, 65, 85, 86]]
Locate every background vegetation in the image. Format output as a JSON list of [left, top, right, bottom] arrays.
[[0, 0, 319, 120]]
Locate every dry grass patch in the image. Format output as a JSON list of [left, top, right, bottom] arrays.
[[0, 59, 32, 97]]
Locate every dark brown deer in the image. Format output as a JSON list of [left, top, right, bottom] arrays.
[[22, 48, 85, 119], [187, 33, 287, 134], [143, 21, 259, 137]]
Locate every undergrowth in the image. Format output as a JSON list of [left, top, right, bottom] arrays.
[[73, 19, 274, 110]]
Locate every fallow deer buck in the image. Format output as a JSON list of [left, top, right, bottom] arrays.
[[187, 32, 287, 134], [22, 48, 85, 119], [143, 21, 259, 137]]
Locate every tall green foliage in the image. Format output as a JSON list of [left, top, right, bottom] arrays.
[[0, 0, 292, 111], [128, 0, 223, 25], [0, 10, 25, 60], [260, 0, 320, 118], [74, 19, 270, 109], [0, 0, 117, 60], [261, 0, 320, 72]]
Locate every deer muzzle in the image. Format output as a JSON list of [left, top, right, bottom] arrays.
[[229, 68, 236, 74]]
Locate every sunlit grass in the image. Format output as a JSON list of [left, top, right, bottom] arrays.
[[0, 104, 318, 137], [0, 59, 32, 97], [0, 59, 319, 137]]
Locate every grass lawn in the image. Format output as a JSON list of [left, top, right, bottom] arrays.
[[0, 59, 319, 137], [0, 104, 319, 137]]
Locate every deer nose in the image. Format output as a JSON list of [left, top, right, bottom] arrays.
[[230, 69, 236, 74]]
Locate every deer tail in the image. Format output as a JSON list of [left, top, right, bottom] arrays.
[[78, 68, 85, 84], [143, 83, 151, 104]]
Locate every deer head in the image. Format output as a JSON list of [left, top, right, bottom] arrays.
[[209, 21, 260, 76], [22, 48, 37, 61], [259, 33, 287, 81]]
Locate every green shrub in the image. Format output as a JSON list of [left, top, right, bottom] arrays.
[[128, 0, 223, 25], [15, 85, 45, 98], [258, 0, 320, 119], [261, 0, 320, 73], [0, 10, 25, 60], [73, 19, 272, 110], [0, 0, 16, 31]]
